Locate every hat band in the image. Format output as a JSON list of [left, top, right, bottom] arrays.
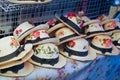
[[60, 15, 81, 33], [63, 45, 88, 57], [25, 37, 49, 44], [103, 26, 119, 32], [90, 43, 112, 54], [60, 34, 78, 42], [87, 31, 105, 36], [0, 63, 24, 73], [31, 55, 59, 66], [0, 46, 25, 62], [113, 41, 120, 46]]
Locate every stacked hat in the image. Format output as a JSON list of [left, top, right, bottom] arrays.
[[47, 16, 96, 61], [0, 36, 34, 77], [24, 26, 66, 68], [98, 14, 120, 33], [13, 21, 49, 44], [55, 12, 85, 35], [111, 32, 120, 49], [8, 0, 52, 4], [80, 16, 108, 38], [89, 34, 119, 55]]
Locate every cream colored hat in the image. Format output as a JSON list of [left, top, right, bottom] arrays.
[[8, 0, 52, 4], [89, 34, 119, 55], [29, 43, 66, 68], [25, 29, 59, 46], [55, 27, 85, 44], [47, 19, 65, 34], [0, 62, 34, 77], [56, 12, 85, 36], [60, 38, 96, 61], [111, 32, 120, 49], [13, 21, 49, 42], [0, 36, 33, 65]]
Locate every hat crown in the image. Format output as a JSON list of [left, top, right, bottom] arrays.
[[112, 32, 120, 41], [26, 30, 49, 40], [34, 43, 59, 59], [0, 36, 20, 57], [85, 23, 104, 33], [13, 21, 34, 39], [55, 27, 74, 38], [92, 35, 112, 48], [67, 38, 88, 52]]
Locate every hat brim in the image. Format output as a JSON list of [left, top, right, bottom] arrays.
[[60, 46, 97, 61], [29, 54, 66, 68], [32, 38, 60, 46], [0, 62, 34, 77], [85, 32, 109, 39], [0, 44, 33, 65], [58, 34, 85, 45], [101, 19, 116, 25], [8, 0, 52, 4], [83, 19, 100, 27], [0, 50, 33, 69], [55, 15, 84, 36], [89, 44, 119, 55], [48, 23, 65, 34], [16, 24, 49, 42]]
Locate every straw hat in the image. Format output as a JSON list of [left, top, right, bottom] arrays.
[[24, 29, 59, 46], [0, 62, 34, 77], [0, 36, 33, 65], [47, 19, 65, 34], [60, 38, 96, 61], [8, 0, 52, 4], [111, 32, 120, 49], [13, 21, 49, 42], [29, 43, 66, 68], [80, 16, 108, 38], [55, 12, 85, 36], [98, 15, 120, 33], [55, 27, 85, 45], [89, 34, 119, 55]]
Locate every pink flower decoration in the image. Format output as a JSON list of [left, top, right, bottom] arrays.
[[33, 31, 40, 38]]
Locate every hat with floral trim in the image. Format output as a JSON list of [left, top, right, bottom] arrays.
[[60, 38, 96, 61], [29, 43, 66, 68], [0, 36, 33, 65], [8, 0, 52, 4], [13, 21, 49, 42], [98, 15, 120, 33], [55, 12, 85, 36], [89, 34, 119, 55]]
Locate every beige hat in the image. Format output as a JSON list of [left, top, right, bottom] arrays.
[[47, 19, 65, 34], [24, 29, 60, 46], [89, 34, 119, 55], [13, 21, 49, 42], [111, 32, 120, 49], [29, 43, 66, 68], [8, 0, 52, 4], [0, 36, 33, 65], [98, 15, 120, 33], [79, 16, 108, 38], [55, 12, 85, 36], [0, 62, 34, 77], [60, 38, 96, 61], [55, 27, 85, 45]]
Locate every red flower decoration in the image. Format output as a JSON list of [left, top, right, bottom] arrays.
[[19, 29, 22, 32], [48, 19, 55, 26], [111, 21, 117, 28], [15, 30, 19, 35], [67, 12, 76, 18], [69, 40, 76, 47], [33, 31, 40, 38], [105, 39, 112, 48], [58, 31, 64, 36]]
